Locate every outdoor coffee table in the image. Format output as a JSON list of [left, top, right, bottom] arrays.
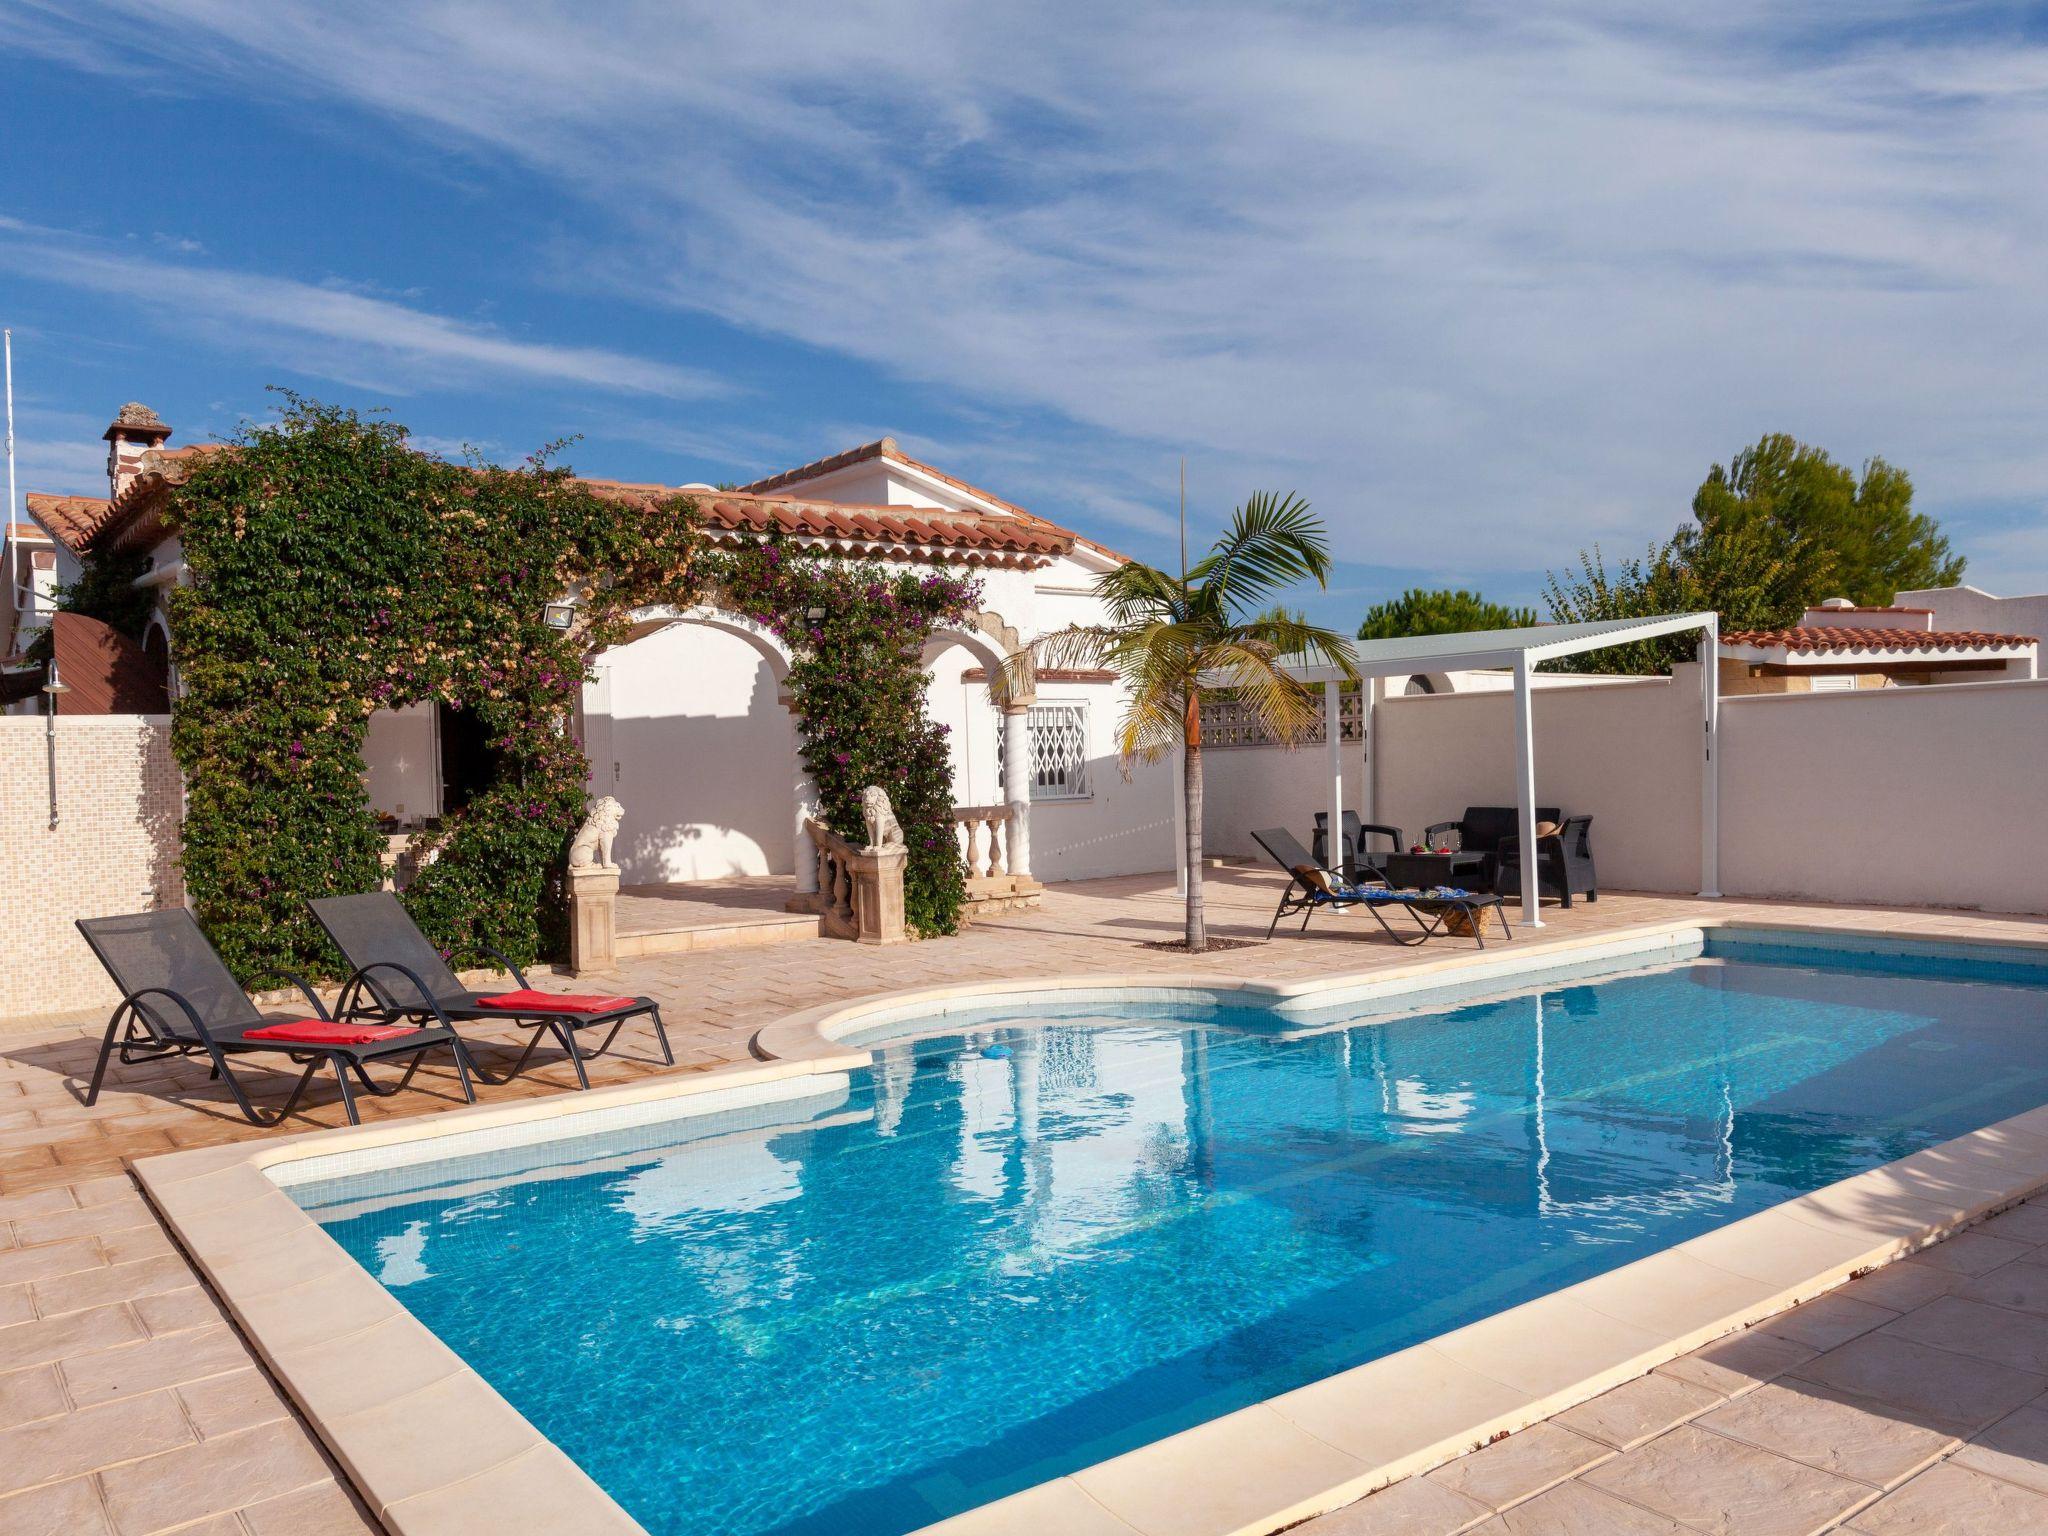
[[1384, 850, 1490, 891]]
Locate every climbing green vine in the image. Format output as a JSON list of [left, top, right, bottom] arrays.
[[712, 543, 977, 937], [168, 396, 701, 984], [165, 394, 975, 985]]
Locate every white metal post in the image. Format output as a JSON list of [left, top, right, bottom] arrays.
[[1511, 654, 1542, 927], [1323, 679, 1343, 875], [1360, 676, 1383, 834], [1698, 617, 1721, 898]]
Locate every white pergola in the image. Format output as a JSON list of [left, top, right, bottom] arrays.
[[1200, 613, 1722, 929]]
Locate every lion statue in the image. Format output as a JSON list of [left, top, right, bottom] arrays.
[[861, 785, 906, 852], [568, 795, 625, 869]]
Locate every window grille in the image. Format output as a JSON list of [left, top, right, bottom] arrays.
[[1197, 690, 1363, 749], [997, 702, 1091, 800]]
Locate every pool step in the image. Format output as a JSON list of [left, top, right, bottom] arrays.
[[616, 912, 823, 958]]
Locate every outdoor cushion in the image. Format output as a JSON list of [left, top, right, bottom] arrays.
[[476, 989, 639, 1014], [243, 1020, 423, 1046], [1290, 863, 1340, 896]]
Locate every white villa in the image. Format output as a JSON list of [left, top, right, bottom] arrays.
[[10, 409, 1191, 910]]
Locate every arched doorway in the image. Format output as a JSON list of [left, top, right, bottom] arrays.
[[586, 607, 801, 886]]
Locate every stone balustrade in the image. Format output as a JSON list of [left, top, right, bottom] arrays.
[[953, 802, 1043, 914], [800, 816, 910, 945]]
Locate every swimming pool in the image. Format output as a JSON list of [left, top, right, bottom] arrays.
[[283, 933, 2048, 1536]]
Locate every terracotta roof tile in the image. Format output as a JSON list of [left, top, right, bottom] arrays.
[[24, 493, 112, 552], [1723, 626, 2037, 654], [575, 482, 1072, 566]]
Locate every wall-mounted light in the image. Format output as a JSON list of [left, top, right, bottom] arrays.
[[543, 602, 577, 631], [805, 606, 827, 621], [42, 658, 68, 830]]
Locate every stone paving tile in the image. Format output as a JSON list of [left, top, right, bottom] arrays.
[[1468, 1479, 1687, 1534], [1951, 1258, 2048, 1318], [1760, 1294, 1904, 1354], [7, 877, 2048, 1534], [1554, 1372, 1727, 1452], [1298, 1473, 1490, 1534], [1949, 1404, 2048, 1498], [1425, 1423, 1613, 1510], [0, 1474, 115, 1536], [1880, 1295, 2048, 1376], [1788, 1333, 2048, 1437], [60, 1326, 252, 1409], [1844, 1461, 2048, 1534], [97, 1419, 333, 1534], [1582, 1423, 1877, 1535], [1698, 1381, 1958, 1490], [0, 1390, 193, 1490]]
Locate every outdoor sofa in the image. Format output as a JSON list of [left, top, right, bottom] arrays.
[[76, 909, 474, 1127], [310, 891, 672, 1090], [1423, 805, 1562, 892], [1250, 828, 1511, 949]]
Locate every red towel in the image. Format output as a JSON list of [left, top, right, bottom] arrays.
[[244, 1019, 422, 1046], [476, 989, 638, 1015]]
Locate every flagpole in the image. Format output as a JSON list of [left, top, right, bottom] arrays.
[[4, 328, 18, 620]]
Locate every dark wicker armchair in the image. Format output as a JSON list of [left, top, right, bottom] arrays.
[[1314, 810, 1404, 884], [1496, 814, 1598, 907]]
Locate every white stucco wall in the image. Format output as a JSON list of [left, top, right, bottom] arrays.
[[1718, 680, 2048, 913], [586, 621, 798, 884], [1896, 585, 2048, 644], [1201, 740, 1363, 863], [1206, 672, 1707, 895]]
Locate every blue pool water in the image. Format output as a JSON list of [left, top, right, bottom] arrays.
[[294, 938, 2048, 1536]]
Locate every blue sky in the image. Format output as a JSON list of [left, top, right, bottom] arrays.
[[4, 1, 2047, 625]]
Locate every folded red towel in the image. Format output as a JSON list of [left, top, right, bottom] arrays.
[[476, 989, 639, 1015], [243, 1019, 423, 1046]]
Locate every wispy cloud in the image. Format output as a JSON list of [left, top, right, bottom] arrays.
[[0, 219, 728, 403], [9, 2, 2048, 583]]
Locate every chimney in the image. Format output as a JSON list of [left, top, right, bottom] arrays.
[[104, 403, 172, 501]]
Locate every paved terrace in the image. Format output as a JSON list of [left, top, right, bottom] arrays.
[[5, 869, 2048, 1535]]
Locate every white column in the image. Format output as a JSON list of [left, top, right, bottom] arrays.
[[1698, 619, 1721, 898], [1001, 704, 1032, 880], [789, 696, 818, 896], [1511, 653, 1542, 927], [1323, 679, 1343, 875]]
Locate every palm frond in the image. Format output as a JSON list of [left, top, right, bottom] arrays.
[[1234, 611, 1359, 679], [1201, 639, 1326, 745], [1188, 491, 1333, 615], [1092, 560, 1186, 628]]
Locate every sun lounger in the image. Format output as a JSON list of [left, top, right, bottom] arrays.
[[76, 909, 473, 1126], [309, 892, 671, 1090], [1250, 828, 1513, 949]]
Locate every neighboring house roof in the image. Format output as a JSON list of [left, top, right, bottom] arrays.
[[25, 493, 113, 553], [738, 436, 1130, 565], [6, 520, 53, 543], [1721, 627, 2036, 657], [23, 612, 170, 714], [581, 481, 1072, 567]]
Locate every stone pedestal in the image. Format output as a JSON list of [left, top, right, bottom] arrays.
[[568, 863, 621, 976], [854, 846, 910, 945]]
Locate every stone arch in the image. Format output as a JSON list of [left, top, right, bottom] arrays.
[[619, 604, 794, 685], [923, 607, 1033, 707]]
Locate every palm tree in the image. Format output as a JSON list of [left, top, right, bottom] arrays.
[[1000, 491, 1355, 952]]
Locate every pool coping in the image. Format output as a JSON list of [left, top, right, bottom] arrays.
[[128, 915, 2048, 1536]]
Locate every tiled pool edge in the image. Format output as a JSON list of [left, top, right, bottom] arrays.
[[128, 916, 2048, 1536]]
